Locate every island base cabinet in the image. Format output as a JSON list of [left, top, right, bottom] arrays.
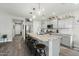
[[49, 36, 61, 56]]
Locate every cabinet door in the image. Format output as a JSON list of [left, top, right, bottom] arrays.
[[58, 19, 73, 29]]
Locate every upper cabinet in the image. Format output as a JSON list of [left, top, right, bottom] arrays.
[[57, 18, 74, 35], [58, 18, 73, 29]]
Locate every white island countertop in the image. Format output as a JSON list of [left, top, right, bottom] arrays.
[[26, 33, 71, 41], [26, 33, 50, 41]]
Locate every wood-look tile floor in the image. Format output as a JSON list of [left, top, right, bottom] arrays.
[[0, 35, 31, 56], [60, 46, 79, 56], [0, 35, 79, 56]]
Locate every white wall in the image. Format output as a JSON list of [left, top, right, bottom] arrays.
[[0, 12, 13, 41], [33, 20, 41, 34], [0, 11, 25, 42]]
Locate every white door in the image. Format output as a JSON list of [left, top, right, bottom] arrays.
[[15, 24, 21, 35]]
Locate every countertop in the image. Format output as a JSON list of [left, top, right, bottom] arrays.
[[26, 33, 50, 41], [26, 33, 71, 41]]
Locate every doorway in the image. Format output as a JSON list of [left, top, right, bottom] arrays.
[[13, 19, 23, 36], [15, 24, 22, 35]]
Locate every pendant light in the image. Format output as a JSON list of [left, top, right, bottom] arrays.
[[37, 3, 41, 15]]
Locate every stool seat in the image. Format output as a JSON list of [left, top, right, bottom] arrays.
[[35, 44, 46, 56], [36, 44, 45, 49], [27, 39, 38, 55]]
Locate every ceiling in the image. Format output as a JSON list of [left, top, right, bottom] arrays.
[[0, 3, 79, 19]]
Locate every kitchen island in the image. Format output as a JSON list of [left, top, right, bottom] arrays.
[[26, 33, 62, 56]]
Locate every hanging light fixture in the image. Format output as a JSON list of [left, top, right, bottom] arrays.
[[37, 3, 41, 15], [29, 3, 45, 20], [37, 3, 45, 15]]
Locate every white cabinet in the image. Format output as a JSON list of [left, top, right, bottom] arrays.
[[58, 19, 73, 48], [58, 19, 73, 29], [49, 35, 61, 56], [61, 34, 73, 48]]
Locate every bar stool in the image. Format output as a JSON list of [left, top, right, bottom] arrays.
[[35, 44, 46, 56], [30, 39, 38, 55], [31, 39, 38, 45]]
